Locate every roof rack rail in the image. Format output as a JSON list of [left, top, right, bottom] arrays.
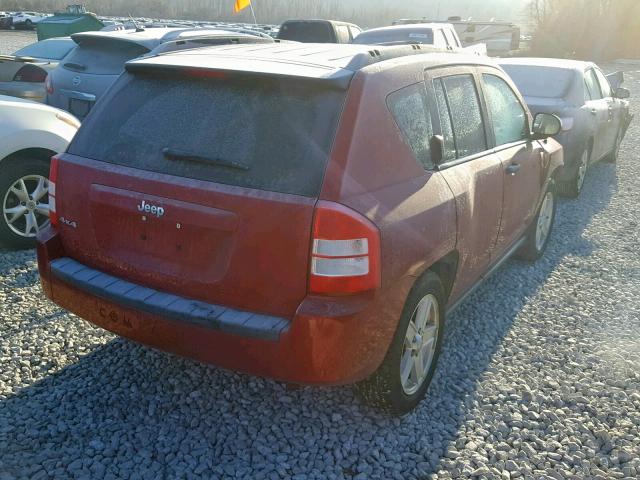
[[343, 43, 450, 71]]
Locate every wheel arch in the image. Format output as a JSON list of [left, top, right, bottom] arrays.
[[410, 250, 459, 304], [0, 147, 57, 167], [427, 250, 459, 302]]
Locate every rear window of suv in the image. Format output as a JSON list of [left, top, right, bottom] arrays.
[[63, 39, 149, 75], [68, 74, 346, 197], [353, 28, 434, 45]]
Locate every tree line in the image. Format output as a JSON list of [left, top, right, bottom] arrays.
[[0, 0, 525, 28], [529, 0, 639, 60]]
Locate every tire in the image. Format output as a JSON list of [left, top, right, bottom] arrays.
[[604, 129, 622, 164], [558, 148, 588, 198], [354, 271, 446, 415], [0, 157, 51, 249], [517, 181, 556, 262], [25, 19, 33, 29]]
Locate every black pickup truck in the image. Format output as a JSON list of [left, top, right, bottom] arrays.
[[276, 19, 361, 43]]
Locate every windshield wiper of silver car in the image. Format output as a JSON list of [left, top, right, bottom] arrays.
[[162, 148, 249, 171]]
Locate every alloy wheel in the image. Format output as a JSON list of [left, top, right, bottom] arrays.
[[576, 150, 588, 192], [2, 175, 50, 238], [400, 293, 439, 395]]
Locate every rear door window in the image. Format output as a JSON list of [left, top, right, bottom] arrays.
[[68, 74, 345, 197], [387, 83, 433, 169], [63, 40, 149, 75], [434, 74, 487, 159], [482, 74, 528, 146]]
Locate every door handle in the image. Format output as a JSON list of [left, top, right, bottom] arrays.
[[590, 108, 597, 115], [506, 163, 521, 175]]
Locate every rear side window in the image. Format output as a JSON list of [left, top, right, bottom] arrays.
[[336, 25, 350, 43], [69, 74, 345, 197], [435, 74, 487, 159], [387, 83, 433, 169], [433, 30, 447, 48], [348, 26, 361, 40], [482, 74, 528, 146], [63, 40, 149, 75], [444, 28, 459, 47], [594, 68, 612, 98]]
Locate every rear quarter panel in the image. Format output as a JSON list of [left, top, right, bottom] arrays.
[[322, 63, 457, 303]]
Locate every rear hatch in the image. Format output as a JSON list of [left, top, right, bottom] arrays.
[[50, 38, 148, 118], [55, 70, 346, 317]]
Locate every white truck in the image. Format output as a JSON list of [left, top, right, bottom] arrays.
[[352, 23, 487, 56], [393, 17, 520, 56]]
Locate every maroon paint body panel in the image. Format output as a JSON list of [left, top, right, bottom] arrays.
[[37, 46, 563, 385], [438, 155, 504, 301], [55, 155, 315, 318]]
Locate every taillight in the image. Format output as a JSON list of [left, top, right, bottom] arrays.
[[309, 200, 381, 295], [45, 73, 53, 94], [13, 64, 47, 83], [48, 155, 59, 227]]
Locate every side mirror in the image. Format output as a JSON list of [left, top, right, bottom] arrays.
[[615, 87, 630, 99], [531, 113, 562, 139], [430, 135, 444, 165]]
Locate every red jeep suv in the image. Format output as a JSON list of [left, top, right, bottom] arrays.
[[37, 44, 563, 414]]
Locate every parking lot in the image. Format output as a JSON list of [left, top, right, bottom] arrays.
[[1, 30, 640, 480]]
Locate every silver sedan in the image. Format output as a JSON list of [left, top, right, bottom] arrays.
[[500, 58, 632, 198]]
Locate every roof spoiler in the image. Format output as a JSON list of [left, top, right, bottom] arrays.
[[124, 62, 354, 90]]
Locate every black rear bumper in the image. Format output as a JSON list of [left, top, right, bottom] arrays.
[[50, 257, 290, 341]]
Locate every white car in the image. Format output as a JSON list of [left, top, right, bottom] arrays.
[[0, 95, 79, 248], [11, 12, 48, 28]]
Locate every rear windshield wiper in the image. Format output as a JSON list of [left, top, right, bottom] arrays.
[[64, 62, 86, 71], [162, 148, 249, 171]]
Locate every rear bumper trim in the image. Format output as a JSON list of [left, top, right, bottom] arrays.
[[50, 257, 290, 341]]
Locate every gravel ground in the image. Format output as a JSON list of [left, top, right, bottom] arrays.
[[0, 30, 37, 55], [0, 43, 639, 479]]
